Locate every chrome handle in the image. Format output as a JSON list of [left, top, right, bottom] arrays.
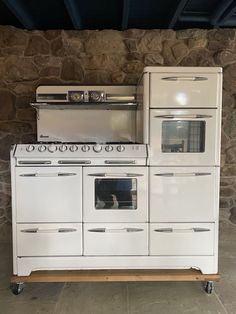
[[18, 160, 51, 165], [19, 172, 77, 177], [21, 228, 77, 233], [161, 76, 208, 81], [58, 160, 91, 164], [154, 228, 210, 233], [154, 114, 212, 119], [106, 94, 136, 101], [154, 172, 211, 177], [88, 228, 144, 233], [104, 160, 136, 164], [88, 173, 143, 177]]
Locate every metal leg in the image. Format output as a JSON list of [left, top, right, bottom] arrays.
[[205, 281, 214, 294], [10, 282, 24, 295]]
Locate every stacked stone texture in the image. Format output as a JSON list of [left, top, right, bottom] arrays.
[[0, 26, 236, 241]]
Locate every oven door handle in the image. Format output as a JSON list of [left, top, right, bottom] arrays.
[[88, 228, 144, 233], [154, 114, 212, 119], [18, 160, 51, 165], [154, 172, 211, 177], [19, 172, 77, 177], [161, 76, 208, 81], [20, 228, 77, 233], [154, 228, 211, 233], [88, 173, 143, 177], [58, 160, 91, 165]]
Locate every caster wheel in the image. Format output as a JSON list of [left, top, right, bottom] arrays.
[[205, 281, 213, 294], [10, 283, 24, 295]]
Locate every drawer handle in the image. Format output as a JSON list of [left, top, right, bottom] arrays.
[[154, 228, 211, 233], [154, 114, 212, 119], [19, 172, 77, 177], [88, 228, 144, 233], [21, 228, 77, 233], [161, 76, 208, 81], [154, 172, 211, 177], [18, 160, 51, 165], [88, 173, 143, 177], [58, 160, 91, 164], [104, 160, 136, 164]]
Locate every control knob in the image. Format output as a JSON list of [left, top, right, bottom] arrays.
[[70, 145, 78, 152], [81, 145, 90, 152], [117, 145, 125, 152], [48, 144, 57, 153], [38, 145, 46, 152], [26, 145, 35, 152], [59, 144, 67, 152], [105, 145, 113, 152], [93, 144, 102, 153]]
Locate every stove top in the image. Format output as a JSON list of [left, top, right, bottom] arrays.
[[13, 143, 147, 159]]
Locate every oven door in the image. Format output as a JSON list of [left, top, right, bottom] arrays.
[[149, 108, 220, 166], [83, 167, 148, 222], [15, 167, 82, 222]]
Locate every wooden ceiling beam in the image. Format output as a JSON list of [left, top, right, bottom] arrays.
[[2, 0, 37, 29], [64, 0, 82, 29], [168, 0, 190, 28], [210, 0, 235, 26], [121, 0, 130, 30]]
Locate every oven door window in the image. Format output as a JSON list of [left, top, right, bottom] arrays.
[[162, 121, 205, 153], [95, 178, 137, 210]]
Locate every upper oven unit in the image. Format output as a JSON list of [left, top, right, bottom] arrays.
[[144, 66, 222, 109]]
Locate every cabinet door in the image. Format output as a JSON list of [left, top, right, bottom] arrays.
[[150, 223, 214, 256], [150, 72, 221, 108], [150, 167, 219, 222], [15, 167, 82, 222], [17, 223, 82, 256], [84, 223, 148, 255]]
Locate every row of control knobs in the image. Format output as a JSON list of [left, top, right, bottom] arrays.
[[26, 144, 125, 153]]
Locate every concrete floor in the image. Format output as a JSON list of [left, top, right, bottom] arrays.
[[0, 222, 235, 314]]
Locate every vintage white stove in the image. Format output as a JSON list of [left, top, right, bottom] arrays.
[[11, 67, 222, 276]]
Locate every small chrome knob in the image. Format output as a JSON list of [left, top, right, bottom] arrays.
[[81, 145, 90, 152], [48, 144, 57, 153], [117, 145, 125, 152], [59, 144, 67, 152], [26, 145, 35, 152], [38, 145, 46, 152], [93, 144, 102, 153], [105, 145, 113, 152], [70, 145, 78, 152]]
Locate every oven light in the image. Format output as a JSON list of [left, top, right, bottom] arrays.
[[175, 93, 187, 106]]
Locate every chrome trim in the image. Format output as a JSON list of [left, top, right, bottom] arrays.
[[154, 228, 211, 233], [154, 114, 212, 119], [18, 161, 51, 165], [19, 172, 77, 177], [88, 228, 144, 233], [161, 76, 208, 81], [58, 160, 91, 164], [154, 172, 211, 177], [104, 160, 136, 164], [21, 228, 77, 233], [88, 173, 143, 177]]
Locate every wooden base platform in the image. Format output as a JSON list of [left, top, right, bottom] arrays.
[[11, 269, 220, 283]]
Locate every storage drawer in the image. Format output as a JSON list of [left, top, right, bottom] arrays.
[[150, 223, 214, 256], [150, 167, 219, 222], [84, 223, 148, 256], [17, 223, 82, 256], [150, 72, 221, 108]]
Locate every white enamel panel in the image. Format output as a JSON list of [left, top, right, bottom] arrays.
[[84, 223, 148, 256], [17, 223, 82, 256], [150, 223, 214, 256], [150, 72, 222, 108], [150, 167, 219, 222], [15, 167, 82, 222], [83, 167, 148, 222], [149, 108, 220, 166]]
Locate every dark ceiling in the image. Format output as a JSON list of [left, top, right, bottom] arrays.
[[1, 0, 236, 30]]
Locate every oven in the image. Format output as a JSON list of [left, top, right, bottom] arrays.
[[149, 108, 221, 166], [83, 166, 148, 222]]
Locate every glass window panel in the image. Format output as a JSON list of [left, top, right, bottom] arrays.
[[162, 121, 205, 153], [95, 178, 137, 210]]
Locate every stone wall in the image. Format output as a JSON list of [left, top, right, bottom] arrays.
[[0, 26, 236, 242]]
